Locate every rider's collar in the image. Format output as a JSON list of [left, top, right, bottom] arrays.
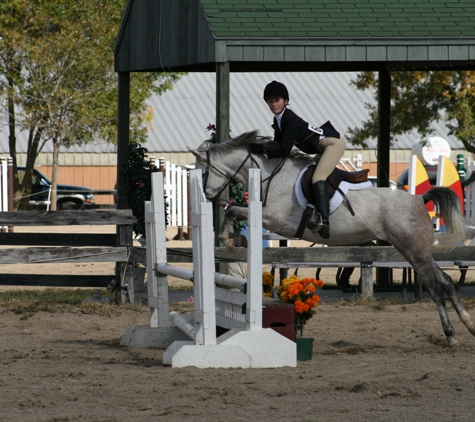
[[274, 107, 286, 130]]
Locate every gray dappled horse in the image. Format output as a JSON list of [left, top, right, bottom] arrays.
[[190, 131, 475, 347]]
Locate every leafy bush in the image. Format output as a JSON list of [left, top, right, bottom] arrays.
[[121, 143, 167, 238]]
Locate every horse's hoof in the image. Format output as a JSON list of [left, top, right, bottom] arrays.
[[448, 340, 460, 348], [336, 279, 353, 293], [467, 323, 475, 337], [342, 286, 359, 294]]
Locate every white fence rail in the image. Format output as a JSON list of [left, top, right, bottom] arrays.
[[0, 157, 11, 213], [154, 158, 190, 231], [0, 157, 12, 230], [339, 154, 363, 171]]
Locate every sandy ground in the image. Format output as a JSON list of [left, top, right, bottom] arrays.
[[2, 300, 475, 421], [1, 227, 475, 421]]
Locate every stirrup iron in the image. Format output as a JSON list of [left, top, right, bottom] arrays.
[[310, 214, 325, 234], [306, 212, 320, 231]]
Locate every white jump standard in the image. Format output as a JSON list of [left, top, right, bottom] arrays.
[[120, 169, 296, 368]]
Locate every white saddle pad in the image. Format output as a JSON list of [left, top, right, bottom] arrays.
[[295, 164, 373, 214]]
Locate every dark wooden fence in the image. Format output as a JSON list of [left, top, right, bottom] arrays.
[[0, 210, 141, 302]]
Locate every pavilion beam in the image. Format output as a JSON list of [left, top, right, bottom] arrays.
[[376, 68, 392, 286], [216, 62, 230, 145], [214, 62, 230, 246], [377, 68, 391, 189], [215, 62, 230, 255], [117, 71, 130, 211], [116, 71, 133, 301]]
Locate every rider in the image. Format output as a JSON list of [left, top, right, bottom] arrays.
[[249, 80, 346, 239]]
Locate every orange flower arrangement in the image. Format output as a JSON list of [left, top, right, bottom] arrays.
[[278, 275, 324, 336]]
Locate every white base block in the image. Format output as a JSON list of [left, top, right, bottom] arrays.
[[163, 328, 297, 368], [162, 340, 252, 367], [120, 325, 190, 348]]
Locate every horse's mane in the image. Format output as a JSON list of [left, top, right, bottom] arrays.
[[197, 130, 269, 154], [196, 130, 312, 160]]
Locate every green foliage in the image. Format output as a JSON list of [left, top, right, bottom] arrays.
[[347, 70, 475, 154], [0, 0, 184, 209], [205, 124, 248, 235], [121, 143, 166, 238], [229, 179, 248, 235]]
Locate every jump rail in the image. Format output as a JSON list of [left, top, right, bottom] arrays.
[[120, 169, 296, 368]]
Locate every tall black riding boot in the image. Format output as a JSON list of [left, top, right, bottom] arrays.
[[306, 180, 330, 239]]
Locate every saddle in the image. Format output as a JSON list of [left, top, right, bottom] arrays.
[[293, 165, 369, 239], [301, 165, 370, 205]]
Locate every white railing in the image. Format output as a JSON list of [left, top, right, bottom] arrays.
[[0, 157, 12, 230], [0, 157, 10, 213], [154, 158, 190, 231], [339, 154, 362, 171]]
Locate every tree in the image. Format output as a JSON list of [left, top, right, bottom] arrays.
[[347, 71, 475, 155], [0, 0, 34, 206], [0, 0, 182, 210]]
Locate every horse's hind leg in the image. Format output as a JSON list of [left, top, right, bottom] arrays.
[[414, 260, 475, 346], [439, 268, 475, 336], [386, 208, 472, 345], [413, 261, 458, 346], [435, 265, 475, 338]]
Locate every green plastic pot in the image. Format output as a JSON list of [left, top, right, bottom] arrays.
[[296, 337, 314, 361]]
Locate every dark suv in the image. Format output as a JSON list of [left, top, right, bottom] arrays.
[[396, 166, 438, 191], [18, 166, 95, 209]]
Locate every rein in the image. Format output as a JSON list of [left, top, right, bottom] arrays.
[[260, 157, 286, 206]]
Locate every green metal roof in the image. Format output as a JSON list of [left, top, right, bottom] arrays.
[[115, 0, 475, 72], [201, 0, 475, 38]]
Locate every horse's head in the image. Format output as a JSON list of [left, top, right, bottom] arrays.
[[189, 146, 227, 202], [189, 130, 267, 202]]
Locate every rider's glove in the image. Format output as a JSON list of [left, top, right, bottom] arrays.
[[249, 143, 267, 154]]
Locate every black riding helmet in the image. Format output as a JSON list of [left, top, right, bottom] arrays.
[[263, 81, 289, 101]]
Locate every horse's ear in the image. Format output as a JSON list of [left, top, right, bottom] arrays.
[[188, 148, 201, 159]]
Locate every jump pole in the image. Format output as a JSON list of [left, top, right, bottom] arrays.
[[120, 169, 296, 368]]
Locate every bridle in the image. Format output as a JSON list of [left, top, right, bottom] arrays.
[[198, 148, 286, 207], [200, 149, 259, 203]]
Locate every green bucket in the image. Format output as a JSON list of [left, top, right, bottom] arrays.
[[296, 337, 314, 361]]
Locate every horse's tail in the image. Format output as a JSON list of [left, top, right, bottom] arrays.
[[422, 187, 475, 246]]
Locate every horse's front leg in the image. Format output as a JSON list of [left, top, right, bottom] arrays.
[[218, 203, 249, 253]]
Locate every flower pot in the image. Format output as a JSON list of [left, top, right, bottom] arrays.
[[296, 337, 314, 361]]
